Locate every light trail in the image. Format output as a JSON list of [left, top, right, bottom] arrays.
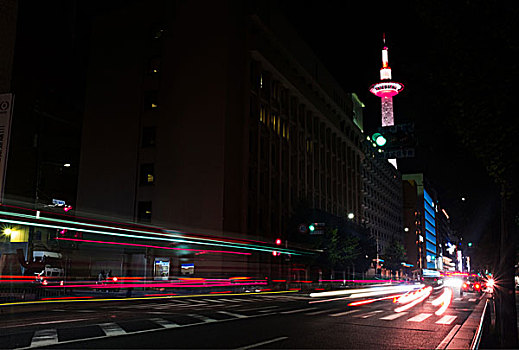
[[348, 294, 404, 306], [394, 286, 432, 312], [309, 284, 422, 298], [431, 287, 453, 316]]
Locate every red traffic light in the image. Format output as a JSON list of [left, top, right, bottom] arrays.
[[275, 238, 282, 245]]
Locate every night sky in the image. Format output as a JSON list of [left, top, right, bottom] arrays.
[[279, 0, 509, 243]]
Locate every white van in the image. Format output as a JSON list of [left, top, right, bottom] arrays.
[[33, 251, 64, 278]]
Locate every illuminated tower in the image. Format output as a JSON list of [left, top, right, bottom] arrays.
[[369, 36, 404, 127]]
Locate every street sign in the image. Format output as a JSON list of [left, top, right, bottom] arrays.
[[377, 148, 415, 159], [52, 199, 66, 206]]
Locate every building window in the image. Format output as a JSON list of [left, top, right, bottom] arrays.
[[137, 201, 152, 222], [148, 56, 161, 75], [140, 163, 155, 185], [142, 127, 156, 147], [144, 91, 159, 110]]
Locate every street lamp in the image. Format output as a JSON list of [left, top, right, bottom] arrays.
[[404, 227, 409, 232], [347, 213, 355, 220]]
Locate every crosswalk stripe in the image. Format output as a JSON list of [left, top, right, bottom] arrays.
[[380, 312, 408, 320], [187, 314, 217, 323], [436, 315, 457, 325], [469, 298, 477, 302], [187, 299, 208, 304], [407, 313, 432, 322], [306, 308, 341, 316], [219, 298, 242, 303], [455, 297, 463, 301], [330, 309, 360, 317], [280, 307, 318, 314], [149, 318, 180, 328], [356, 310, 384, 319], [30, 329, 58, 347], [99, 322, 127, 336], [217, 310, 248, 318], [201, 298, 221, 303]]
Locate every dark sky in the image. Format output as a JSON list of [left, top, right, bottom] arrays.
[[278, 0, 503, 242]]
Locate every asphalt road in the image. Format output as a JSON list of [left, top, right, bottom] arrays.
[[0, 289, 483, 349]]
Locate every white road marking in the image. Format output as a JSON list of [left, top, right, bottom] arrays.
[[98, 322, 127, 336], [236, 305, 279, 312], [217, 310, 248, 318], [149, 318, 180, 328], [187, 299, 208, 304], [30, 329, 58, 348], [455, 297, 463, 301], [219, 298, 242, 303], [280, 307, 318, 314], [436, 315, 457, 325], [234, 336, 288, 350], [187, 314, 217, 323], [380, 312, 408, 320], [407, 313, 433, 322], [355, 310, 384, 319], [436, 324, 461, 349], [201, 298, 222, 303], [330, 309, 360, 317], [305, 308, 341, 316], [469, 298, 477, 302]]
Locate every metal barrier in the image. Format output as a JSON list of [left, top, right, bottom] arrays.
[[470, 298, 490, 350]]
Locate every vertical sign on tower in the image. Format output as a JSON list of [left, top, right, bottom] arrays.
[[0, 93, 14, 203]]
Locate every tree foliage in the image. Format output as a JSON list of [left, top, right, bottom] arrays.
[[382, 239, 406, 274]]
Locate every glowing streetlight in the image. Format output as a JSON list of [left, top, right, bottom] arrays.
[[404, 227, 409, 232], [347, 213, 355, 220]]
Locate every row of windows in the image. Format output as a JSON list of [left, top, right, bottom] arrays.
[[135, 24, 166, 223]]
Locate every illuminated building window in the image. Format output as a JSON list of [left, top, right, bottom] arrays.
[[148, 56, 161, 75], [137, 201, 152, 222], [144, 91, 159, 110], [142, 127, 156, 147], [140, 163, 155, 185]]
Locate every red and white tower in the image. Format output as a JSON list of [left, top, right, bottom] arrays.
[[369, 36, 404, 127]]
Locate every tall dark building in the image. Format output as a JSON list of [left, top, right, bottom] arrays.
[[73, 0, 366, 278]]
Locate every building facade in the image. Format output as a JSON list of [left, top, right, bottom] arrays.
[[402, 173, 441, 270], [75, 0, 365, 279]]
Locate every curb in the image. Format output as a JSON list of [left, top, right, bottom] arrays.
[[437, 294, 488, 349]]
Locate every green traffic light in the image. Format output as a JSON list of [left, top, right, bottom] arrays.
[[309, 224, 315, 232], [468, 242, 472, 247], [371, 133, 387, 147]]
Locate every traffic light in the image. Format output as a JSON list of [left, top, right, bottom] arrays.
[[309, 224, 315, 232], [468, 242, 473, 247], [371, 133, 387, 147]]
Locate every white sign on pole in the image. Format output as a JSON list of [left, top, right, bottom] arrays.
[[0, 93, 14, 203]]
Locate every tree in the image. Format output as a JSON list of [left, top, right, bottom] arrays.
[[318, 228, 359, 279], [382, 239, 406, 277]]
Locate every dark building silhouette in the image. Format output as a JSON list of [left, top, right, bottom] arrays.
[[77, 1, 365, 241]]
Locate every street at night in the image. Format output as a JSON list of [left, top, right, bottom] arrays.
[[1, 0, 518, 348], [1, 287, 486, 349]]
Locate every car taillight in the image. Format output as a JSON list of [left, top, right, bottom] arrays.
[[463, 283, 468, 288], [42, 279, 48, 286], [475, 283, 480, 289], [112, 277, 118, 282]]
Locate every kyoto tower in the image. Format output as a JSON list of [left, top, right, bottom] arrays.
[[369, 35, 404, 127]]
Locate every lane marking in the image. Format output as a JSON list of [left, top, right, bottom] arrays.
[[355, 310, 384, 319], [436, 315, 457, 325], [149, 318, 180, 328], [280, 307, 318, 314], [98, 322, 127, 336], [219, 298, 242, 303], [305, 308, 342, 316], [436, 324, 461, 349], [455, 297, 463, 301], [4, 318, 92, 328], [330, 309, 360, 317], [407, 313, 432, 322], [217, 310, 248, 318], [30, 329, 58, 348], [236, 305, 279, 312], [380, 312, 408, 320], [186, 314, 217, 323], [468, 298, 477, 302], [234, 336, 288, 350]]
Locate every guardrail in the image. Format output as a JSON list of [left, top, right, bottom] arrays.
[[470, 298, 491, 350]]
